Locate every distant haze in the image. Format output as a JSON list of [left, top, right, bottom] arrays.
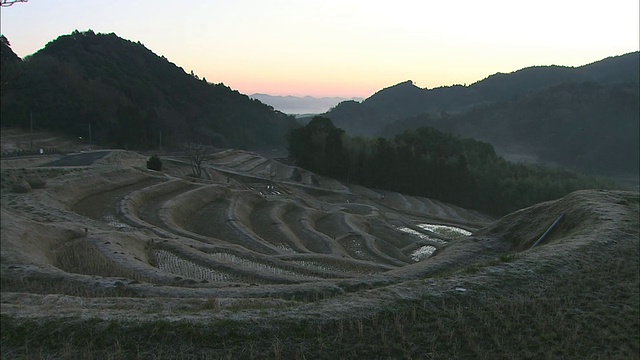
[[250, 94, 363, 115]]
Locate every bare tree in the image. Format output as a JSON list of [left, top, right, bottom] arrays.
[[1, 0, 28, 7], [183, 142, 207, 178]]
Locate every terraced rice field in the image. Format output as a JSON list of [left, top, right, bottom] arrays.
[[2, 148, 638, 359], [2, 149, 489, 292]]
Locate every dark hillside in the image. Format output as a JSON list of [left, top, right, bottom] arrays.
[[575, 52, 640, 82], [1, 35, 22, 93], [0, 31, 298, 150], [380, 81, 640, 177], [0, 35, 21, 64], [325, 52, 639, 137], [365, 80, 424, 112], [468, 66, 580, 101]]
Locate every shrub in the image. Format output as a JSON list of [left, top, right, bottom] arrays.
[[147, 155, 163, 171], [27, 177, 47, 189], [12, 180, 31, 193], [291, 168, 302, 182]]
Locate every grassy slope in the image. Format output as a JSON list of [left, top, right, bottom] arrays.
[[2, 242, 637, 359], [2, 193, 638, 359]]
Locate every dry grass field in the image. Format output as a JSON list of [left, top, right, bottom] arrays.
[[1, 130, 638, 359]]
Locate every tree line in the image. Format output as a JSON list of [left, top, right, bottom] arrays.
[[288, 117, 617, 216]]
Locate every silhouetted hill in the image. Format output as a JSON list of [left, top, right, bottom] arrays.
[[380, 81, 639, 176], [0, 35, 21, 64], [1, 35, 23, 93], [574, 51, 640, 82], [326, 52, 639, 137], [0, 30, 298, 150]]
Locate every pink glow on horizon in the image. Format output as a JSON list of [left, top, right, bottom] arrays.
[[0, 0, 637, 99], [228, 79, 378, 98]]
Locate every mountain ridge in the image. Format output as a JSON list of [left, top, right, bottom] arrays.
[[326, 52, 640, 137]]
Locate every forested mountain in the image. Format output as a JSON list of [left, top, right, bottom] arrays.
[[0, 35, 21, 64], [325, 52, 639, 138], [1, 35, 22, 93], [380, 81, 640, 176], [0, 30, 298, 150]]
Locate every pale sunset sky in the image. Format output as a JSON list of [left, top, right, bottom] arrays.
[[1, 0, 638, 98]]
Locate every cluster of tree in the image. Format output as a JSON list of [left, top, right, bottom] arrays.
[[146, 155, 162, 171], [287, 116, 349, 179], [288, 117, 617, 216], [1, 31, 298, 150]]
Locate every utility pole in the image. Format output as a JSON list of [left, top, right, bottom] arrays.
[[158, 130, 162, 150], [29, 111, 33, 152], [89, 122, 92, 151]]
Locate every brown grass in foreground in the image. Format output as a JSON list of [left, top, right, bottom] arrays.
[[2, 234, 638, 360]]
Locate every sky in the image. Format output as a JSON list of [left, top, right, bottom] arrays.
[[1, 0, 638, 98]]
